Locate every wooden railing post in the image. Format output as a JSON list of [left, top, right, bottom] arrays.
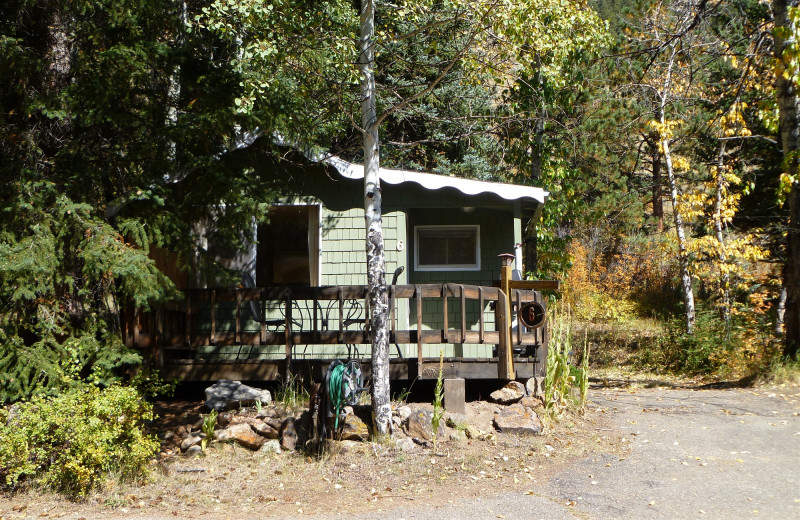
[[498, 254, 515, 380]]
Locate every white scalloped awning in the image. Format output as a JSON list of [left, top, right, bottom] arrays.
[[326, 156, 548, 204]]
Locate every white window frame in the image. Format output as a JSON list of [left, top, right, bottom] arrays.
[[414, 225, 481, 271]]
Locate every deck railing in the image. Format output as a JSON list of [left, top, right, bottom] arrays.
[[123, 282, 548, 380]]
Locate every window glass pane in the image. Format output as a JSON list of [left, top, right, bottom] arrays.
[[418, 230, 447, 265], [446, 230, 476, 264], [417, 227, 477, 267]]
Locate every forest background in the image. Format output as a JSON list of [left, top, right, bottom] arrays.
[[2, 0, 800, 411], [2, 0, 799, 402]]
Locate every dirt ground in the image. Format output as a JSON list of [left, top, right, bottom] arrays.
[[5, 378, 796, 520], [0, 396, 622, 520]]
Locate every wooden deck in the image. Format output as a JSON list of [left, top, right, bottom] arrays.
[[123, 282, 551, 382]]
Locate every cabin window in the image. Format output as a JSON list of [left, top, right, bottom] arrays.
[[414, 225, 480, 271]]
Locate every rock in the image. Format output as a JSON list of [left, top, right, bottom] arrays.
[[448, 429, 467, 442], [257, 440, 282, 455], [394, 437, 417, 452], [444, 412, 468, 429], [492, 403, 543, 435], [332, 440, 369, 455], [216, 412, 233, 427], [180, 435, 203, 452], [340, 413, 370, 441], [280, 417, 298, 451], [525, 377, 544, 398], [251, 420, 280, 439], [464, 424, 484, 440], [204, 380, 273, 412], [396, 405, 412, 422], [490, 381, 526, 404], [214, 423, 265, 450], [183, 445, 202, 456], [404, 408, 444, 442], [262, 416, 283, 431], [256, 407, 279, 419], [519, 395, 544, 409], [391, 415, 403, 430]]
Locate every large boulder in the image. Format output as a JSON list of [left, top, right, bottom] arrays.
[[492, 403, 543, 435], [490, 381, 526, 404], [205, 380, 272, 411]]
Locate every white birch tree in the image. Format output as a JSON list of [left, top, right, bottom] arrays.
[[358, 0, 392, 435]]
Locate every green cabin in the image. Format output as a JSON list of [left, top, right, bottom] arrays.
[[136, 153, 550, 382]]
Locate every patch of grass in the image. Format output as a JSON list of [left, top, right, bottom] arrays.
[[274, 374, 309, 411], [761, 355, 800, 385]]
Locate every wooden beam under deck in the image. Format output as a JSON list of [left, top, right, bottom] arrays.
[[160, 357, 541, 382]]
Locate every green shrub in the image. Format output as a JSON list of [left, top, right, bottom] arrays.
[[0, 384, 160, 497]]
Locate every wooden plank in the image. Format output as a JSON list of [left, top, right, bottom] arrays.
[[460, 285, 466, 344], [478, 287, 484, 343], [442, 284, 449, 343], [284, 289, 292, 375], [418, 360, 500, 380], [416, 285, 423, 365], [235, 289, 242, 344], [260, 288, 266, 345], [516, 290, 522, 345], [508, 280, 560, 291], [162, 360, 283, 382], [185, 293, 192, 348], [389, 285, 396, 343], [338, 287, 343, 344], [391, 330, 500, 345], [210, 290, 216, 345]]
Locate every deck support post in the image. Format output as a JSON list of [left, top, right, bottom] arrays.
[[498, 254, 515, 380]]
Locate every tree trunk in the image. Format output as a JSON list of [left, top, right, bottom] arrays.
[[775, 0, 800, 359], [651, 142, 664, 232], [658, 43, 695, 334], [359, 0, 391, 433], [662, 134, 696, 334], [713, 144, 731, 337]]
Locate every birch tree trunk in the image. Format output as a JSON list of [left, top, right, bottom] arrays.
[[660, 43, 696, 334], [775, 0, 800, 359], [359, 0, 391, 434], [662, 133, 696, 334]]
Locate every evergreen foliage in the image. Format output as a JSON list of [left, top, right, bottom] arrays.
[[0, 0, 286, 401]]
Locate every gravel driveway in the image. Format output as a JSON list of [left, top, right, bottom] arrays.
[[324, 384, 800, 520]]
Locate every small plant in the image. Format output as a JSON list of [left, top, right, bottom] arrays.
[[545, 306, 589, 417], [392, 376, 418, 405], [431, 351, 445, 449], [254, 399, 262, 413], [201, 410, 218, 452], [275, 374, 308, 411]]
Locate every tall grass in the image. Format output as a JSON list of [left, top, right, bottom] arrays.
[[545, 307, 589, 417]]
